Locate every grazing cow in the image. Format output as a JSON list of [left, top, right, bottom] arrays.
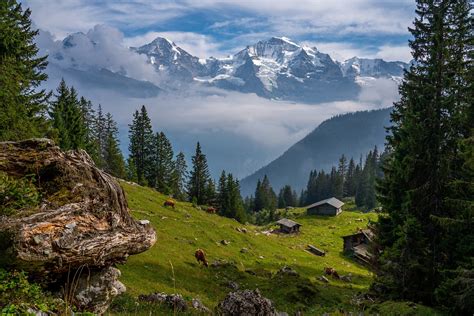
[[195, 249, 208, 267], [206, 207, 216, 214], [324, 267, 340, 279], [164, 199, 175, 208]]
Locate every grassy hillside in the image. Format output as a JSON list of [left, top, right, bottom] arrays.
[[112, 181, 439, 315]]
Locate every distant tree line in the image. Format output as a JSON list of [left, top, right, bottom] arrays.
[[245, 146, 385, 220], [301, 146, 385, 210]]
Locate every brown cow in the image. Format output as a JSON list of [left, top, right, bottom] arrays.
[[206, 207, 216, 214], [195, 249, 208, 267], [324, 267, 340, 279], [164, 199, 175, 208]]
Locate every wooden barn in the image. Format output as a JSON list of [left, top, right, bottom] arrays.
[[306, 197, 344, 216], [342, 229, 374, 265], [276, 218, 301, 234]]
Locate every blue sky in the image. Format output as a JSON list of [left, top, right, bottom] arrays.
[[24, 0, 415, 61]]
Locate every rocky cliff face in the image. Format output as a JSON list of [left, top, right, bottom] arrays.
[[0, 139, 156, 314]]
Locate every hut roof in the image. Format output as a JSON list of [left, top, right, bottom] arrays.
[[342, 229, 374, 241], [307, 197, 344, 209], [276, 218, 301, 228]]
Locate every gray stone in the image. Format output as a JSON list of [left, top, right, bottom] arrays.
[[74, 266, 126, 315], [217, 289, 278, 316]]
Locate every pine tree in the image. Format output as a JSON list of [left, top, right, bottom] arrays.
[[128, 105, 154, 185], [278, 185, 296, 208], [345, 158, 357, 196], [152, 131, 174, 194], [103, 112, 126, 178], [187, 142, 211, 205], [66, 87, 85, 149], [217, 171, 229, 216], [253, 175, 277, 212], [125, 157, 138, 183], [79, 97, 99, 162], [334, 154, 347, 198], [0, 0, 51, 141], [49, 79, 71, 149], [374, 0, 473, 308], [171, 152, 187, 200]]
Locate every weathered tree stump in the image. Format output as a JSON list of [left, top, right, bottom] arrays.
[[0, 139, 156, 314]]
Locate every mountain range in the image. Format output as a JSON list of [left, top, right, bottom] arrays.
[[45, 33, 408, 103]]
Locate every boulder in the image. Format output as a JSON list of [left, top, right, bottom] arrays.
[[277, 266, 299, 277], [0, 139, 156, 313], [216, 289, 278, 316]]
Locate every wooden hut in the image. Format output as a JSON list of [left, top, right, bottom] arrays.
[[307, 197, 344, 216], [276, 218, 301, 234], [342, 229, 374, 265]]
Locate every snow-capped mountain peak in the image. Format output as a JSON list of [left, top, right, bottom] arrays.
[[130, 35, 409, 102]]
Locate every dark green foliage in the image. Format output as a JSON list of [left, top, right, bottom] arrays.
[[374, 0, 473, 311], [0, 0, 51, 141], [0, 269, 59, 314], [103, 113, 126, 178], [0, 172, 40, 216], [278, 185, 298, 208], [253, 175, 277, 212], [48, 80, 87, 150], [302, 147, 381, 210], [187, 142, 211, 205], [152, 132, 174, 194], [128, 105, 154, 185], [171, 152, 188, 200], [48, 80, 89, 151], [217, 171, 246, 222]]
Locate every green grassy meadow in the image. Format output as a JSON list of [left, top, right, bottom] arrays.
[[113, 181, 439, 315]]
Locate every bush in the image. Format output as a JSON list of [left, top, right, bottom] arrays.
[[0, 269, 59, 314], [0, 172, 40, 216]]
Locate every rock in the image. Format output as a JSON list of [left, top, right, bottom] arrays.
[[227, 281, 240, 290], [217, 289, 278, 316], [138, 219, 150, 225], [0, 139, 156, 313], [240, 247, 249, 253], [74, 266, 126, 314], [138, 293, 210, 314], [236, 227, 248, 233], [317, 276, 330, 283], [191, 298, 211, 314], [221, 239, 230, 246], [277, 266, 299, 277]]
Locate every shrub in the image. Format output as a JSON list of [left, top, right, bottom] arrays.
[[0, 269, 59, 314], [0, 172, 40, 216]]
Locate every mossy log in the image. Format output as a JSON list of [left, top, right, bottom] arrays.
[[0, 139, 156, 314]]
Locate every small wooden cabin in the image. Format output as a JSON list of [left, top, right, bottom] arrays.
[[342, 229, 374, 265], [307, 197, 344, 216], [276, 218, 301, 234]]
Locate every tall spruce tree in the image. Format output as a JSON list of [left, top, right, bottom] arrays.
[[374, 0, 473, 310], [187, 142, 211, 204], [128, 105, 154, 185], [253, 175, 277, 212], [0, 0, 50, 141], [171, 152, 188, 200], [48, 81, 87, 151], [79, 96, 99, 162], [152, 131, 174, 194], [49, 79, 71, 149], [103, 112, 126, 178]]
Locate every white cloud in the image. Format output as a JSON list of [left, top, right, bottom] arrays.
[[374, 45, 412, 62], [37, 25, 160, 84]]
